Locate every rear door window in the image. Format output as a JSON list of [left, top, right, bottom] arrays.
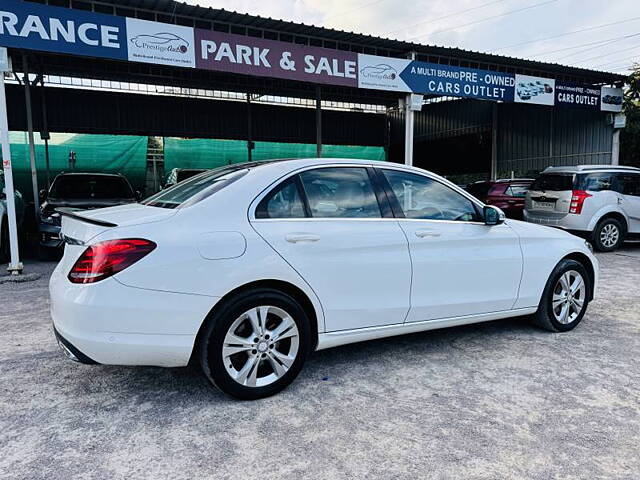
[[299, 167, 381, 218], [616, 173, 640, 197], [530, 174, 575, 191], [255, 178, 307, 219], [577, 173, 614, 192], [506, 185, 530, 197]]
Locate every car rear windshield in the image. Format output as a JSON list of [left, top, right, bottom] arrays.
[[49, 175, 134, 199], [530, 174, 575, 191], [142, 166, 248, 209]]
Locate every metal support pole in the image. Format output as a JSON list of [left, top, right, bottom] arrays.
[[490, 103, 498, 181], [0, 54, 23, 274], [315, 86, 322, 158], [39, 77, 51, 189], [611, 129, 620, 166], [22, 54, 40, 226], [246, 93, 253, 163], [404, 52, 416, 166]]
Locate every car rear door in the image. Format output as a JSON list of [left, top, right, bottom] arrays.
[[378, 168, 523, 322], [616, 172, 640, 233], [250, 166, 411, 332]]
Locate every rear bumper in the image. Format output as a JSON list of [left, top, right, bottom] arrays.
[[49, 266, 219, 367], [524, 210, 590, 232]]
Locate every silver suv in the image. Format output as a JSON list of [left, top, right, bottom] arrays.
[[524, 165, 640, 251]]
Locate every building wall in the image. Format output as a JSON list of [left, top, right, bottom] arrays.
[[389, 99, 614, 179], [497, 103, 613, 176]]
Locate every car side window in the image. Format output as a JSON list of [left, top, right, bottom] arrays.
[[507, 185, 529, 197], [617, 174, 640, 197], [581, 173, 614, 192], [255, 178, 307, 219], [299, 167, 381, 218], [382, 169, 480, 222]]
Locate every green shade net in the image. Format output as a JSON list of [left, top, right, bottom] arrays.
[[4, 132, 148, 202], [164, 138, 386, 171]]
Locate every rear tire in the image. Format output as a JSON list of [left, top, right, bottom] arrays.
[[531, 259, 590, 332], [198, 288, 311, 400], [592, 218, 624, 252]]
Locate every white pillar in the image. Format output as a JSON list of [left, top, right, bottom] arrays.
[[611, 130, 620, 166], [404, 51, 416, 166], [0, 49, 23, 274], [404, 96, 414, 166]]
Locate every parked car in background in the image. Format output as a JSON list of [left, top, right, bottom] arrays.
[[39, 173, 139, 254], [524, 165, 640, 251], [164, 168, 209, 188], [0, 171, 25, 263], [466, 179, 533, 219], [50, 159, 597, 400]]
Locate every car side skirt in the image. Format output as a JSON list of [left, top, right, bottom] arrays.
[[316, 307, 538, 350]]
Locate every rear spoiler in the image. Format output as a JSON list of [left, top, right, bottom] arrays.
[[56, 207, 118, 228]]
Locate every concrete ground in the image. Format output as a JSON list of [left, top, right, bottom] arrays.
[[1, 246, 639, 480]]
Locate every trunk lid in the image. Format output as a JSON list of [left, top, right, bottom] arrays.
[[525, 174, 575, 216], [59, 203, 177, 244]]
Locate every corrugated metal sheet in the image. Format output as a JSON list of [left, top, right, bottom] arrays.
[[497, 103, 613, 175]]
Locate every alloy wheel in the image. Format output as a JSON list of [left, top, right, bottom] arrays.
[[551, 270, 586, 325], [222, 306, 300, 388], [600, 223, 620, 249]]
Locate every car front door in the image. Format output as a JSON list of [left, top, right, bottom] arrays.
[[377, 168, 523, 323], [250, 166, 411, 332]]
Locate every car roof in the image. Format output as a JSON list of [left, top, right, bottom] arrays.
[[542, 165, 640, 174]]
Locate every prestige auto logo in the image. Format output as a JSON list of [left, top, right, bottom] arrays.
[[360, 63, 397, 80], [130, 32, 189, 54]]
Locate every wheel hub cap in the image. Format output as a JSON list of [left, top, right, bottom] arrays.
[[552, 270, 586, 325], [222, 305, 300, 388]]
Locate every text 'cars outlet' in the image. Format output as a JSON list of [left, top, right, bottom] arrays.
[[50, 159, 598, 399]]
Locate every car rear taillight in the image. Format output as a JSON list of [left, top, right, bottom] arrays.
[[569, 190, 592, 214], [68, 238, 156, 284]]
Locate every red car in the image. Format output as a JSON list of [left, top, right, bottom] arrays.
[[466, 179, 534, 219]]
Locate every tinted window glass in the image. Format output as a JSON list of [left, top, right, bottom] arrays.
[[577, 172, 614, 192], [531, 174, 575, 191], [300, 167, 381, 218], [50, 175, 134, 200], [466, 183, 491, 199], [256, 178, 306, 219], [143, 167, 247, 209], [383, 170, 479, 221], [617, 173, 640, 196]]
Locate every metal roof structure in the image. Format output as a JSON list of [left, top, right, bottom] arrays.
[[15, 0, 626, 101]]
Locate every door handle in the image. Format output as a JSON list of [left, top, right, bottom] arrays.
[[285, 233, 320, 243], [618, 197, 623, 204], [415, 229, 441, 238]]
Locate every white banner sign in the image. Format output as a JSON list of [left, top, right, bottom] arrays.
[[514, 74, 555, 106], [357, 54, 411, 92], [126, 18, 195, 68], [600, 86, 623, 112]]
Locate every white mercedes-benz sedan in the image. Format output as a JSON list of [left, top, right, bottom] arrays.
[[50, 159, 598, 399]]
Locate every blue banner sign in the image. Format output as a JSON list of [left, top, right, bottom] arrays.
[[400, 61, 515, 102], [0, 0, 126, 60]]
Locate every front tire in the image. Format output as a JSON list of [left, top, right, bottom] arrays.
[[198, 288, 311, 400], [592, 218, 624, 252], [531, 259, 590, 332]]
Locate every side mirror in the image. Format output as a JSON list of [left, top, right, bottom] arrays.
[[135, 190, 142, 201], [39, 189, 47, 202], [484, 205, 506, 226]]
